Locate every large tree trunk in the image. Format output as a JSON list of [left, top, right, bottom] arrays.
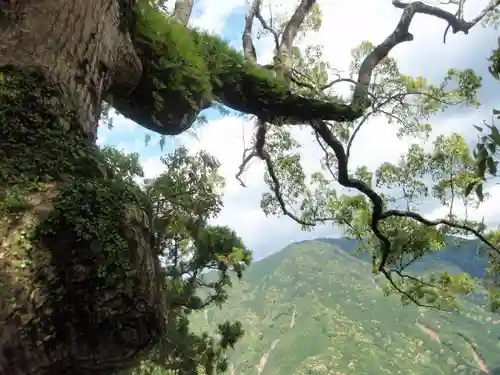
[[0, 1, 166, 374]]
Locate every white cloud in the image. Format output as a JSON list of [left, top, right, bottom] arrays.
[[427, 184, 500, 227], [176, 116, 342, 256], [189, 0, 246, 34], [142, 156, 167, 179]]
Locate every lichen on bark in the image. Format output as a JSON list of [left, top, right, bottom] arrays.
[[0, 66, 165, 375]]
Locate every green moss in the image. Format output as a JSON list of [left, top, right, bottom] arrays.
[[31, 178, 150, 315], [127, 0, 291, 124], [0, 65, 163, 373], [0, 65, 153, 281], [0, 65, 107, 188]]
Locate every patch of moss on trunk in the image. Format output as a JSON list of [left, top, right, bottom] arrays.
[[0, 66, 165, 375]]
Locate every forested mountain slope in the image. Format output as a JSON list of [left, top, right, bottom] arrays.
[[191, 239, 500, 375]]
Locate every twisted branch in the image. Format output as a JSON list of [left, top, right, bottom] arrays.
[[234, 0, 500, 306]]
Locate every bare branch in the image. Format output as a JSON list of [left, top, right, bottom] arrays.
[[381, 209, 500, 256], [290, 67, 359, 97], [314, 130, 338, 181], [235, 148, 257, 187], [242, 0, 261, 62], [255, 5, 280, 52], [380, 269, 446, 310], [346, 114, 371, 160], [276, 0, 317, 77], [393, 0, 500, 33], [262, 148, 314, 226], [172, 0, 194, 25], [237, 0, 321, 220], [237, 118, 314, 225]]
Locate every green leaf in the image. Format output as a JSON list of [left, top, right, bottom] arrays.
[[475, 183, 484, 202], [491, 125, 500, 144], [487, 157, 497, 175], [477, 157, 487, 180], [464, 181, 477, 197], [487, 142, 496, 154]]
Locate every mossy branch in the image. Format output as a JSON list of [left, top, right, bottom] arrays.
[[109, 0, 500, 137], [108, 3, 363, 136]]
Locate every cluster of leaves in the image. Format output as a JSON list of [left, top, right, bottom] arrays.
[[104, 146, 252, 375], [108, 0, 500, 371], [469, 47, 500, 193], [466, 41, 500, 313]]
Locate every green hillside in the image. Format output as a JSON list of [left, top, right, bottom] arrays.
[[191, 240, 500, 375]]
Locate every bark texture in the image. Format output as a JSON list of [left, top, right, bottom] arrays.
[[0, 0, 142, 141], [0, 64, 166, 375], [0, 1, 165, 374]]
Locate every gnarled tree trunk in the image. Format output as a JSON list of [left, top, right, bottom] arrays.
[[0, 1, 166, 374]]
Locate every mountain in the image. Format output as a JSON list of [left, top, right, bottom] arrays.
[[317, 236, 489, 278], [191, 239, 500, 375], [318, 236, 492, 309]]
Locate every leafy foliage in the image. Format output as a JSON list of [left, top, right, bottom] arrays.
[[114, 3, 500, 371], [104, 147, 252, 375]]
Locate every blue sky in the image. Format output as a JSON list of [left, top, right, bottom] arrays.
[[98, 0, 500, 260]]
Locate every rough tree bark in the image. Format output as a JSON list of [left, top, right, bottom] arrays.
[[0, 1, 165, 374]]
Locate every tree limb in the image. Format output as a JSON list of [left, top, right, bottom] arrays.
[[172, 0, 194, 25], [276, 0, 317, 77], [242, 0, 260, 62], [111, 0, 497, 136], [254, 3, 280, 52], [393, 0, 500, 34]]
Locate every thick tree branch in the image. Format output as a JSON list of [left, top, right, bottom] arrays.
[[276, 0, 316, 77], [242, 0, 260, 62], [172, 0, 194, 25], [393, 0, 500, 34], [110, 0, 495, 136]]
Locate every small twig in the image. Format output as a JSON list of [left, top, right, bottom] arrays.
[[255, 6, 280, 52], [381, 209, 500, 256], [380, 268, 444, 310]]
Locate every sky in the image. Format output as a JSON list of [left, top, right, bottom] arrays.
[[98, 0, 500, 260]]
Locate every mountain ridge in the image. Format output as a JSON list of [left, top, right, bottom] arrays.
[[191, 238, 500, 375]]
